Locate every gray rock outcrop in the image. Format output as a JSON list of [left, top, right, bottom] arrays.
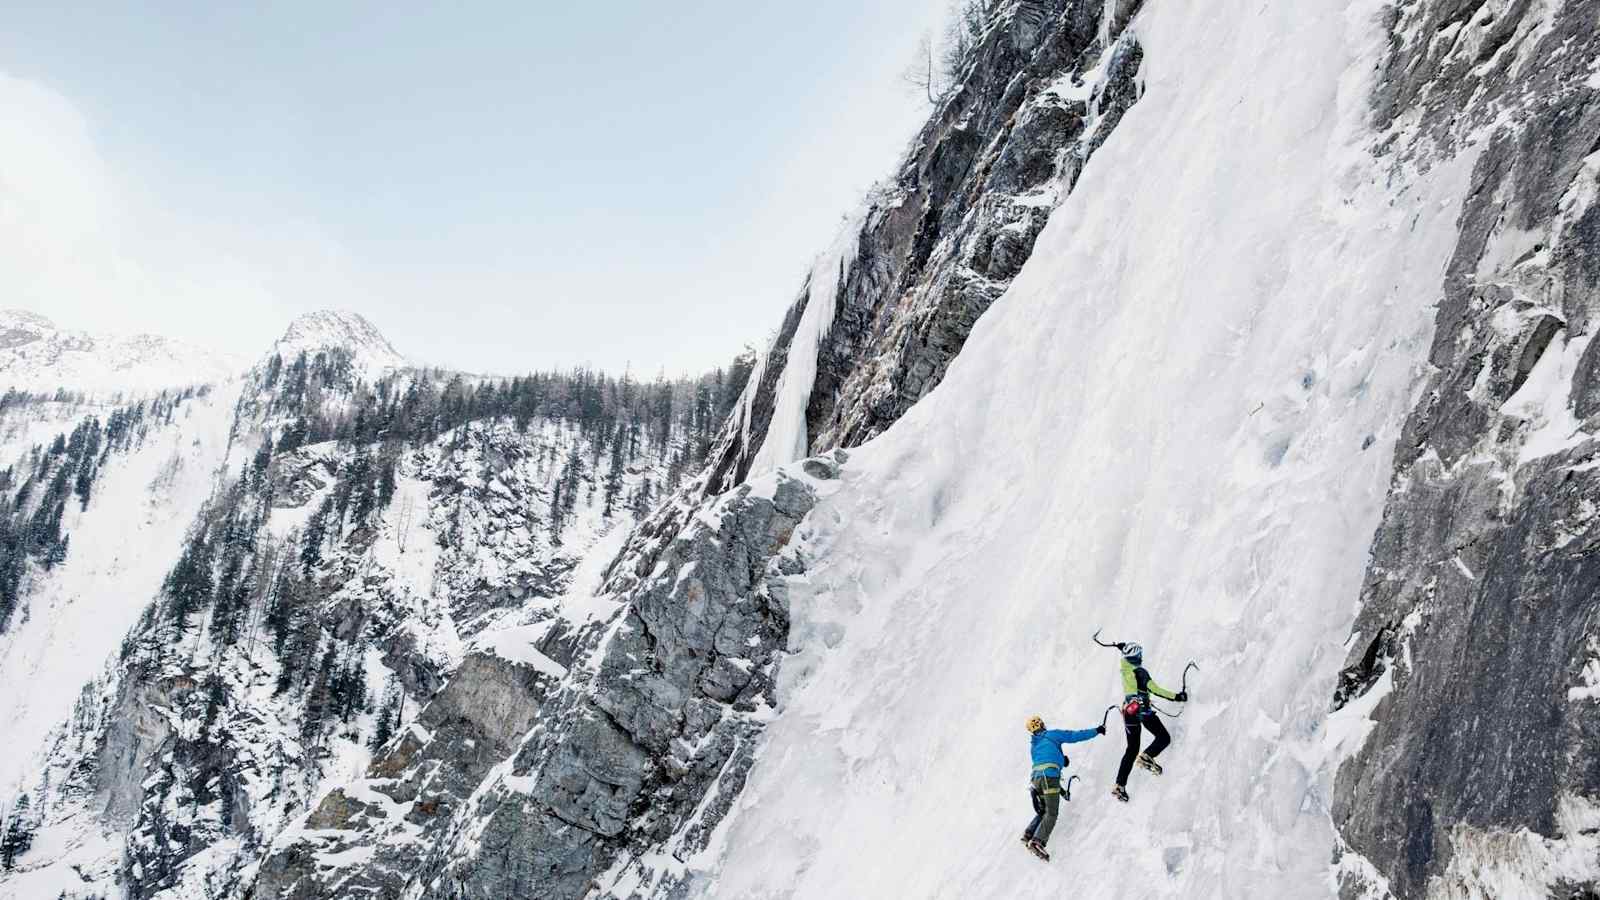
[[1333, 2, 1600, 897]]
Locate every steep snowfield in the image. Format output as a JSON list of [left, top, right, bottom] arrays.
[[695, 1, 1475, 897], [0, 383, 239, 798]]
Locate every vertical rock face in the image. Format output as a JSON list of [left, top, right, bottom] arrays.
[[252, 651, 561, 899], [704, 0, 1146, 495], [1333, 2, 1600, 897], [424, 462, 838, 900]]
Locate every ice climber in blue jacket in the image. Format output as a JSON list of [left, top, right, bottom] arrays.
[[1021, 714, 1104, 861]]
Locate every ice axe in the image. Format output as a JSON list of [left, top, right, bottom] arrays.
[[1063, 774, 1081, 802], [1152, 663, 1201, 718], [1097, 704, 1117, 731], [1091, 629, 1123, 650]]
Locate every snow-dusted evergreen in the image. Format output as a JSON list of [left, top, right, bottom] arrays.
[[6, 0, 1600, 897]]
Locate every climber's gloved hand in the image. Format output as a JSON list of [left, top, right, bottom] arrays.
[[1176, 691, 1188, 702], [1096, 724, 1107, 735]]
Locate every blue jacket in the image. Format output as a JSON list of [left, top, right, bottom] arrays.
[[1030, 727, 1099, 776]]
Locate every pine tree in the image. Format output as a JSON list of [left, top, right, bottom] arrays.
[[43, 534, 69, 571], [1, 794, 34, 870], [203, 673, 227, 740], [252, 435, 274, 475], [277, 618, 320, 696], [74, 460, 95, 511], [603, 434, 625, 518], [278, 418, 309, 454], [26, 500, 63, 555], [263, 352, 283, 389], [369, 680, 402, 750], [266, 575, 294, 663], [630, 478, 654, 521], [302, 644, 339, 741], [377, 454, 399, 508], [210, 550, 245, 643], [549, 478, 565, 544], [163, 532, 214, 623], [339, 655, 369, 723], [0, 529, 23, 633], [347, 452, 376, 525], [300, 498, 331, 579], [667, 447, 687, 490]]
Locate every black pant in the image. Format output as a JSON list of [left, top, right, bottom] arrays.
[[1115, 711, 1170, 787], [1024, 774, 1062, 845]]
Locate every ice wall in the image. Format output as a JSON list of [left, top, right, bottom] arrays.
[[691, 0, 1480, 896]]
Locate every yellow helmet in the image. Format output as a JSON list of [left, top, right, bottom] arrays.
[[1026, 715, 1045, 734]]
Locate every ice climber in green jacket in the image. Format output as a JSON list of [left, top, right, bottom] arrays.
[[1111, 642, 1187, 802]]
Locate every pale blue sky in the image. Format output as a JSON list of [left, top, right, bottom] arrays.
[[0, 1, 944, 375]]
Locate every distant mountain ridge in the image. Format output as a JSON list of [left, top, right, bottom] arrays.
[[0, 309, 241, 396], [0, 310, 414, 398]]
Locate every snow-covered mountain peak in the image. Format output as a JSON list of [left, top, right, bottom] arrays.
[[0, 309, 57, 334], [0, 311, 58, 357], [0, 309, 240, 395], [269, 309, 408, 374]]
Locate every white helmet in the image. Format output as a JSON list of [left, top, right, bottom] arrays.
[[1122, 643, 1143, 662]]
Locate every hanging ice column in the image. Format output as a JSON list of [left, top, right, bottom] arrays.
[[743, 210, 866, 476]]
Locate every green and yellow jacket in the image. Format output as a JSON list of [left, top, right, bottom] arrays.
[[1121, 658, 1179, 707]]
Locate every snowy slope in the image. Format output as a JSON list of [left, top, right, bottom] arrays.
[[0, 382, 240, 798], [0, 310, 240, 395], [0, 396, 115, 465], [691, 1, 1477, 896]]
